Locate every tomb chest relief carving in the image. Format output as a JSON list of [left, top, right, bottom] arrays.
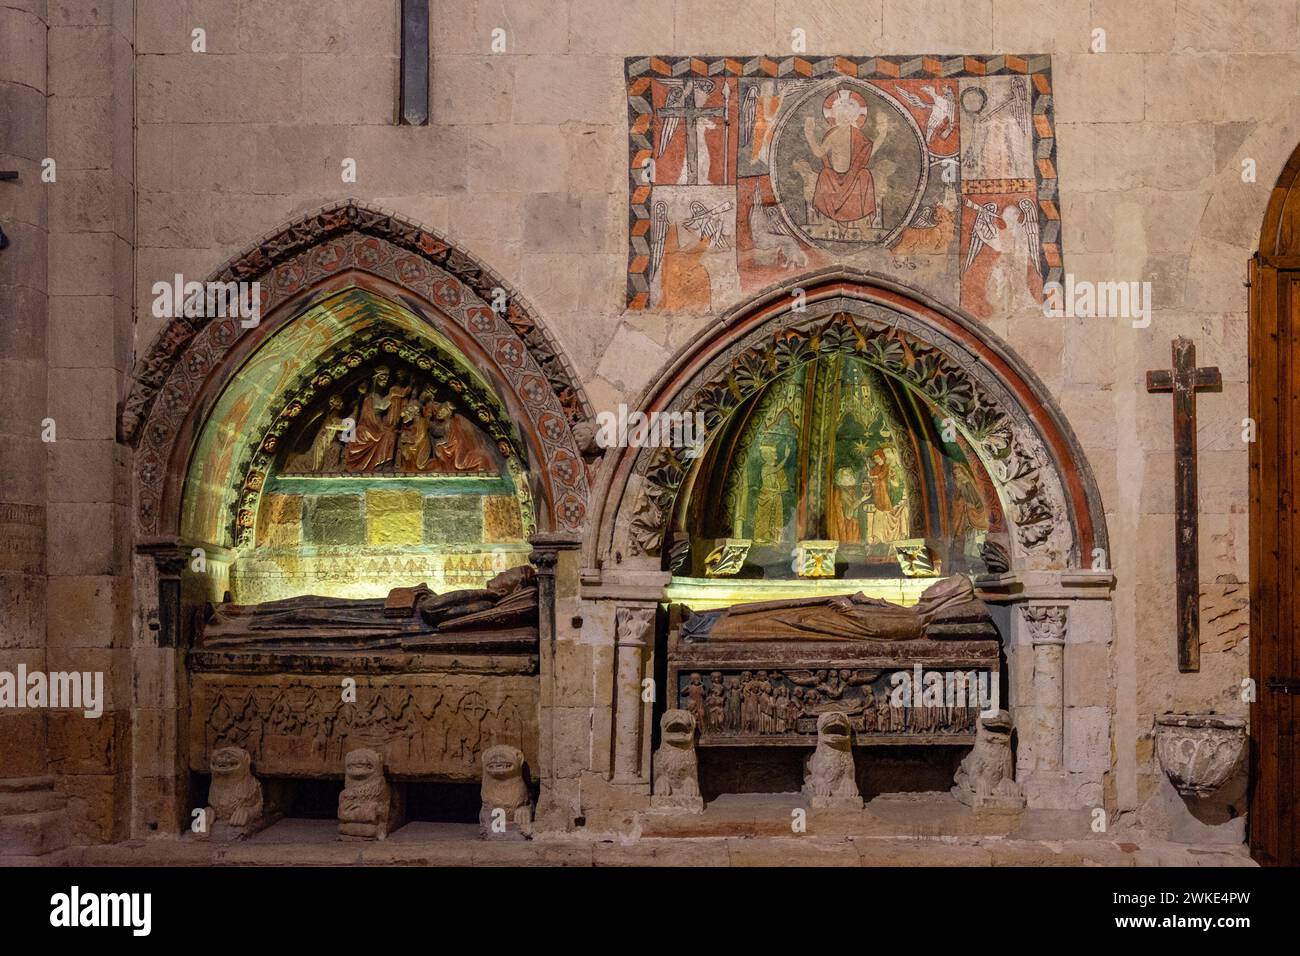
[[190, 674, 538, 783]]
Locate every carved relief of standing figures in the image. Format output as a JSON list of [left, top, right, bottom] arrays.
[[706, 674, 725, 733], [724, 675, 742, 731], [682, 673, 707, 732]]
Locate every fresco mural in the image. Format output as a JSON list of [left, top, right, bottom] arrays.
[[678, 354, 1004, 579], [626, 55, 1060, 321]]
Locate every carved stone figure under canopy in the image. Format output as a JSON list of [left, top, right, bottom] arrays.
[[681, 574, 996, 643], [200, 565, 538, 653]]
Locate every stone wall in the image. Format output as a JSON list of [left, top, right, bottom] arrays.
[[18, 0, 1286, 841], [0, 0, 52, 795]]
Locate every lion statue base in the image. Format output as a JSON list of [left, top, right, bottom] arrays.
[[338, 748, 400, 841], [952, 710, 1025, 810], [203, 746, 271, 840], [802, 711, 864, 810], [650, 709, 704, 813], [479, 744, 533, 839]]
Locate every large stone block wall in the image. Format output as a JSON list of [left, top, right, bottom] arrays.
[[0, 0, 52, 790], [19, 0, 1287, 840]]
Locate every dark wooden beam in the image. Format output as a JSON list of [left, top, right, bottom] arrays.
[[1146, 337, 1222, 672], [399, 0, 430, 126]]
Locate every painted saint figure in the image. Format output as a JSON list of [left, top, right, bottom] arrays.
[[751, 443, 791, 543], [345, 368, 398, 472], [432, 402, 495, 473], [865, 447, 910, 544], [803, 89, 877, 226], [827, 466, 863, 543]]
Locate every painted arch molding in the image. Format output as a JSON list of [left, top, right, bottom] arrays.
[[587, 270, 1109, 574], [120, 200, 594, 542]]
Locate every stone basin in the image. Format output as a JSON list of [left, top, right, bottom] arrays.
[[1154, 714, 1246, 798]]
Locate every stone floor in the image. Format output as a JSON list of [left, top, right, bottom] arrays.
[[2, 793, 1256, 867]]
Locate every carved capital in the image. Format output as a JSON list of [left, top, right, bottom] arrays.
[[615, 605, 656, 648], [137, 538, 187, 577], [1021, 605, 1067, 645]]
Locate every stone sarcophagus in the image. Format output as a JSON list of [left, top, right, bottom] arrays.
[[188, 567, 540, 782], [667, 576, 1001, 747]]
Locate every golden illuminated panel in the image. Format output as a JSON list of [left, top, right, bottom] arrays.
[[664, 575, 935, 611]]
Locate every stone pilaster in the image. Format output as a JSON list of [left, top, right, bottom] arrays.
[[0, 0, 68, 857], [528, 531, 582, 831], [129, 538, 190, 838], [979, 570, 1114, 813], [611, 605, 654, 785]]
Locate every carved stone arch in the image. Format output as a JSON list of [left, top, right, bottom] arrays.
[[1259, 140, 1300, 262], [120, 200, 594, 539], [585, 270, 1108, 574]]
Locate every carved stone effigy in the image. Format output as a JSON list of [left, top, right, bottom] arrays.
[[479, 744, 533, 838], [651, 710, 703, 812], [802, 712, 863, 809], [669, 575, 1000, 747], [951, 710, 1025, 810], [204, 746, 269, 838], [337, 749, 397, 841]]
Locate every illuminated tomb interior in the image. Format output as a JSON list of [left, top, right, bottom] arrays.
[[671, 352, 1005, 591], [179, 289, 533, 603]]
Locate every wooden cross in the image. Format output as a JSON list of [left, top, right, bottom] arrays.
[[399, 0, 430, 126], [1146, 337, 1221, 672], [657, 78, 726, 184]]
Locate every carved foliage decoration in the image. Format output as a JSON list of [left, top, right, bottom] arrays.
[[1021, 605, 1068, 644], [633, 310, 1062, 559]]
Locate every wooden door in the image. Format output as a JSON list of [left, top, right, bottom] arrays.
[[1249, 148, 1300, 866]]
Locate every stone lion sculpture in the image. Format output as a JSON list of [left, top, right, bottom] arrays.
[[338, 748, 395, 840], [651, 709, 703, 812], [206, 746, 265, 833], [802, 711, 863, 809], [479, 744, 532, 837], [952, 709, 1025, 809]]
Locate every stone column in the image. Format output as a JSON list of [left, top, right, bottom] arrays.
[[1023, 605, 1067, 771], [612, 605, 654, 784]]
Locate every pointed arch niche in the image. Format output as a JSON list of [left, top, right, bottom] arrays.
[[119, 203, 593, 836], [579, 271, 1114, 813], [123, 201, 593, 603], [588, 270, 1107, 582]]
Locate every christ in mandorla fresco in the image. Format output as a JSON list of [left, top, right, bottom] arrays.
[[802, 88, 878, 225]]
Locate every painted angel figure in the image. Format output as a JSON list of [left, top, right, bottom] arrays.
[[895, 85, 957, 147], [962, 196, 1043, 313]]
